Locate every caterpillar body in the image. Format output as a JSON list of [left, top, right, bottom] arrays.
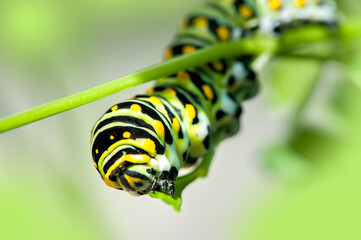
[[91, 0, 337, 197]]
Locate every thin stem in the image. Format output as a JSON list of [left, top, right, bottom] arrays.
[[0, 22, 359, 133], [0, 38, 275, 133], [290, 59, 324, 137]]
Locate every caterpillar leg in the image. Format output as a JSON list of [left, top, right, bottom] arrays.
[[149, 167, 178, 197]]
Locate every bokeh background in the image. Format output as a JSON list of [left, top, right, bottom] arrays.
[[0, 0, 360, 239]]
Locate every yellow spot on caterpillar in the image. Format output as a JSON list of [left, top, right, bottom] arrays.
[[146, 87, 154, 94], [130, 104, 142, 112], [172, 118, 180, 132], [177, 71, 190, 80], [202, 84, 214, 100], [216, 26, 230, 41], [142, 154, 151, 162], [155, 121, 165, 136], [295, 0, 306, 7], [124, 175, 137, 189], [123, 131, 131, 139], [164, 88, 176, 95], [193, 17, 208, 27], [110, 135, 115, 140], [144, 139, 156, 152], [185, 104, 196, 120], [182, 45, 197, 55], [122, 154, 150, 164], [95, 149, 99, 154], [165, 48, 173, 59], [93, 162, 97, 168], [239, 5, 254, 19], [111, 105, 118, 111], [105, 164, 121, 187], [212, 61, 224, 72], [269, 0, 282, 10], [149, 96, 163, 106]]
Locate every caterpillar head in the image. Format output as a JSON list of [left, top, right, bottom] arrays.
[[99, 145, 178, 197]]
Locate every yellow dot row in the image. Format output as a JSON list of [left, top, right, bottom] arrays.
[[269, 0, 308, 10]]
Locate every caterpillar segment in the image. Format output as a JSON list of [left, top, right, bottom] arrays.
[[91, 98, 185, 196], [90, 0, 338, 197], [257, 0, 338, 35]]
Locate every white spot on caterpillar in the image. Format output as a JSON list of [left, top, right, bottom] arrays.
[[233, 61, 248, 80], [157, 155, 171, 172], [231, 27, 243, 40]]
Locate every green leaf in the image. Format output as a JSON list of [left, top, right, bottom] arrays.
[[149, 192, 182, 212], [147, 129, 227, 211]]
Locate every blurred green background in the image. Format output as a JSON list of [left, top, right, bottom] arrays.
[[0, 0, 360, 239]]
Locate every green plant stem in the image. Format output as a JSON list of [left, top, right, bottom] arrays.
[[0, 23, 359, 133], [0, 38, 275, 133]]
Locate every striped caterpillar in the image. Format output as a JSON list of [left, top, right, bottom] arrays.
[[90, 0, 337, 197]]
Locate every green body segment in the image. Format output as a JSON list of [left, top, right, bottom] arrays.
[[90, 0, 337, 197]]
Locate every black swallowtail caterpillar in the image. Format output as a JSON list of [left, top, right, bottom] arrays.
[[91, 0, 337, 197]]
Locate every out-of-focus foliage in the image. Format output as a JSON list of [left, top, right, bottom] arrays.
[[264, 57, 322, 106], [244, 79, 361, 239], [238, 1, 361, 239], [0, 173, 104, 240]]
